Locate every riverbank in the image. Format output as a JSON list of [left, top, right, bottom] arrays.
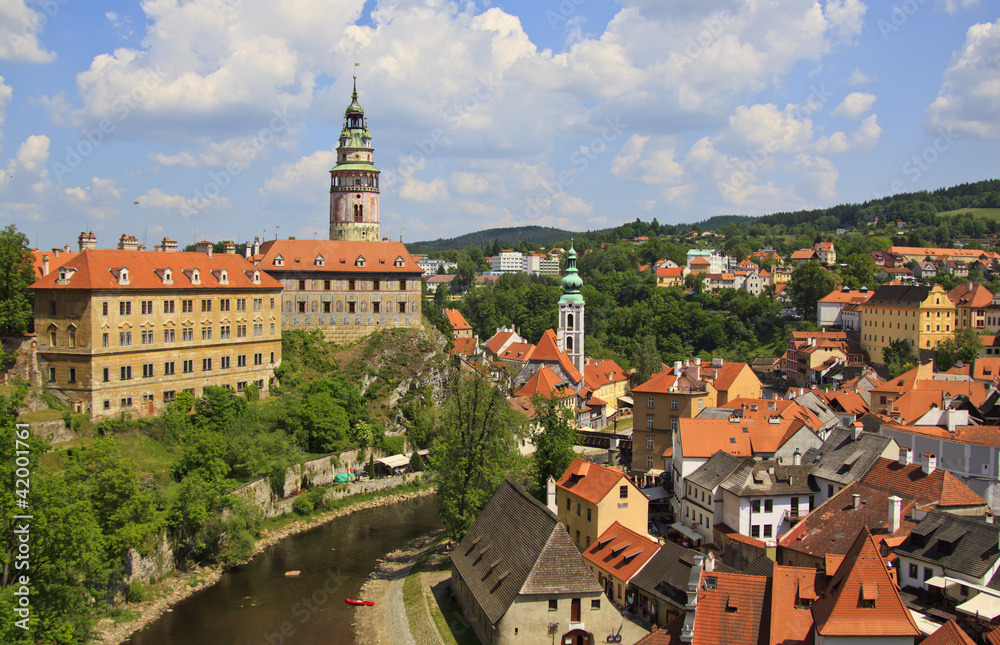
[[92, 484, 437, 645]]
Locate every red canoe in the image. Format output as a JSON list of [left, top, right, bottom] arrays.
[[345, 599, 375, 606]]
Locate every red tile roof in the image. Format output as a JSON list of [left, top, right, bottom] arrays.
[[656, 266, 684, 278], [31, 248, 77, 279], [450, 337, 477, 357], [30, 249, 282, 291], [948, 282, 996, 308], [584, 358, 629, 391], [484, 330, 517, 355], [882, 420, 1000, 446], [860, 458, 987, 508], [498, 342, 536, 362], [811, 528, 920, 638], [257, 239, 422, 274], [634, 615, 685, 645], [678, 417, 797, 459], [770, 565, 824, 645], [924, 620, 976, 645], [583, 521, 660, 583], [530, 329, 583, 383], [442, 308, 472, 331], [556, 458, 632, 506], [974, 357, 1000, 383], [691, 570, 769, 645], [818, 288, 874, 304], [707, 362, 757, 393], [791, 249, 816, 260], [514, 366, 574, 400]]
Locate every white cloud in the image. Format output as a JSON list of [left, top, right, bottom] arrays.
[[790, 154, 838, 201], [0, 0, 57, 62], [935, 0, 980, 14], [816, 114, 882, 153], [400, 176, 448, 202], [0, 75, 10, 153], [135, 188, 229, 217], [14, 134, 49, 175], [106, 11, 135, 40], [726, 103, 813, 154], [848, 68, 874, 85], [450, 171, 490, 195], [824, 0, 868, 43], [611, 135, 684, 186], [261, 149, 336, 198], [926, 19, 1000, 138], [832, 92, 877, 119], [553, 193, 593, 215]]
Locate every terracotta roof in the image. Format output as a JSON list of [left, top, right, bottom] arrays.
[[634, 615, 685, 645], [708, 362, 756, 393], [584, 358, 629, 391], [632, 371, 709, 395], [530, 329, 582, 383], [818, 288, 874, 304], [811, 527, 920, 638], [690, 570, 769, 645], [450, 337, 477, 357], [484, 330, 517, 355], [507, 395, 538, 419], [774, 283, 789, 296], [887, 382, 990, 422], [426, 274, 456, 284], [891, 246, 1000, 260], [498, 342, 536, 362], [923, 619, 976, 645], [514, 366, 574, 399], [556, 458, 635, 506], [30, 249, 282, 291], [948, 282, 994, 308], [656, 267, 684, 278], [987, 624, 1000, 645], [860, 458, 987, 508], [791, 249, 816, 260], [973, 356, 1000, 382], [257, 239, 422, 274], [678, 417, 796, 458], [690, 256, 710, 266], [881, 420, 1000, 446], [715, 524, 767, 549], [443, 308, 472, 331], [583, 521, 660, 583], [31, 248, 77, 279], [769, 565, 824, 645]]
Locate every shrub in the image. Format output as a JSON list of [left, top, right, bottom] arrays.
[[292, 494, 315, 515], [124, 580, 148, 603]]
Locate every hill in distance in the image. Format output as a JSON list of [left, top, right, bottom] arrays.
[[407, 226, 575, 253]]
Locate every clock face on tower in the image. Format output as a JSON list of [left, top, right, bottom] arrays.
[[353, 153, 361, 160]]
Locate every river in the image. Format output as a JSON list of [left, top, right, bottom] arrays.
[[126, 495, 442, 645]]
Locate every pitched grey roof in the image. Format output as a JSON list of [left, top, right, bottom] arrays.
[[449, 478, 601, 625], [807, 427, 892, 486], [630, 541, 737, 606], [720, 460, 817, 497], [788, 392, 840, 429], [687, 451, 750, 490], [863, 284, 932, 308], [895, 510, 1000, 580]]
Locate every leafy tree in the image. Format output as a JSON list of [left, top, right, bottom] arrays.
[[934, 328, 983, 372], [840, 252, 878, 289], [430, 375, 526, 539], [529, 398, 579, 500], [0, 225, 36, 334], [883, 339, 917, 379], [409, 449, 424, 471], [791, 261, 836, 321], [303, 391, 350, 452], [632, 334, 662, 386]]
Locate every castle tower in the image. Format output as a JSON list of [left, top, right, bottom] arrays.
[[557, 241, 585, 375], [329, 76, 381, 242]]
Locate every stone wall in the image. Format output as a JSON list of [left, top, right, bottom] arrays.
[[29, 419, 77, 444], [233, 477, 274, 515], [1, 335, 40, 387], [124, 536, 175, 583]]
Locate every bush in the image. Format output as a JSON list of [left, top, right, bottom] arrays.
[[124, 580, 148, 603], [382, 435, 405, 455], [292, 494, 315, 515]]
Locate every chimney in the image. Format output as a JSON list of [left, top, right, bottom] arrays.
[[888, 495, 902, 534], [852, 421, 863, 441], [41, 254, 49, 277], [945, 408, 957, 434], [705, 552, 715, 572], [899, 446, 912, 466], [63, 243, 70, 253], [693, 357, 701, 381], [245, 241, 253, 259], [922, 453, 937, 476], [50, 247, 60, 258], [78, 231, 97, 251], [943, 392, 953, 409], [161, 237, 177, 253], [713, 357, 723, 368], [195, 241, 213, 258], [546, 476, 557, 514], [792, 447, 801, 466], [608, 434, 620, 466], [117, 234, 139, 251], [674, 361, 683, 378], [223, 241, 236, 255], [852, 493, 861, 509]]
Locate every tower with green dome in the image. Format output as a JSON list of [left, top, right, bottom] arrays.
[[557, 241, 585, 375], [329, 75, 381, 242]]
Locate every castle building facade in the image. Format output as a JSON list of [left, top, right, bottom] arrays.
[[31, 246, 283, 418]]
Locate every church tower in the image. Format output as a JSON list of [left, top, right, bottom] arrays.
[[329, 76, 381, 242], [557, 241, 585, 375]]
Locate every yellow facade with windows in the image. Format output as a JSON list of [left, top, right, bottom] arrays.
[[630, 372, 717, 475], [860, 284, 955, 363]]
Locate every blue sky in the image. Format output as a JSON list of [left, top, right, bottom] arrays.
[[1, 0, 998, 250]]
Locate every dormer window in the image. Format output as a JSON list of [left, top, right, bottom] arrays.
[[162, 268, 173, 285], [110, 267, 130, 285], [395, 256, 405, 268], [55, 266, 76, 285], [252, 270, 260, 284], [356, 255, 366, 268], [216, 269, 229, 285], [185, 268, 201, 285], [315, 255, 325, 267], [274, 254, 285, 268]]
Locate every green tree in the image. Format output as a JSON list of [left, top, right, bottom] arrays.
[[883, 339, 917, 379], [840, 252, 878, 289], [303, 391, 350, 452], [632, 334, 662, 386], [0, 225, 37, 334], [430, 375, 526, 539], [934, 328, 983, 372], [530, 398, 579, 500], [791, 261, 836, 321]]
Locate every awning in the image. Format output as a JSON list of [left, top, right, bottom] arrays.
[[645, 469, 665, 478], [643, 486, 670, 501], [957, 593, 1000, 620], [925, 576, 954, 589], [617, 396, 634, 407], [671, 522, 704, 543]]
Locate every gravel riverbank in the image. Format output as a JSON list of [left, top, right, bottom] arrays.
[[92, 485, 437, 645]]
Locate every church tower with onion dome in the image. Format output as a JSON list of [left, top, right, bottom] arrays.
[[557, 241, 585, 375], [329, 76, 381, 242]]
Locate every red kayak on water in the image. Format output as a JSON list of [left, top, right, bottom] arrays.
[[345, 598, 375, 606]]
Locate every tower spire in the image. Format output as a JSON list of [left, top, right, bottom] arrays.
[[557, 239, 585, 376], [329, 69, 381, 242]]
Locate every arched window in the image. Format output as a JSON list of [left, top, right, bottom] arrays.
[[567, 337, 574, 351], [567, 313, 574, 330], [354, 204, 364, 222]]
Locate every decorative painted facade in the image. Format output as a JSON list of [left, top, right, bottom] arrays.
[[329, 77, 381, 242]]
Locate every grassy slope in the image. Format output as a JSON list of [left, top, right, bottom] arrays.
[[938, 208, 1000, 221]]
